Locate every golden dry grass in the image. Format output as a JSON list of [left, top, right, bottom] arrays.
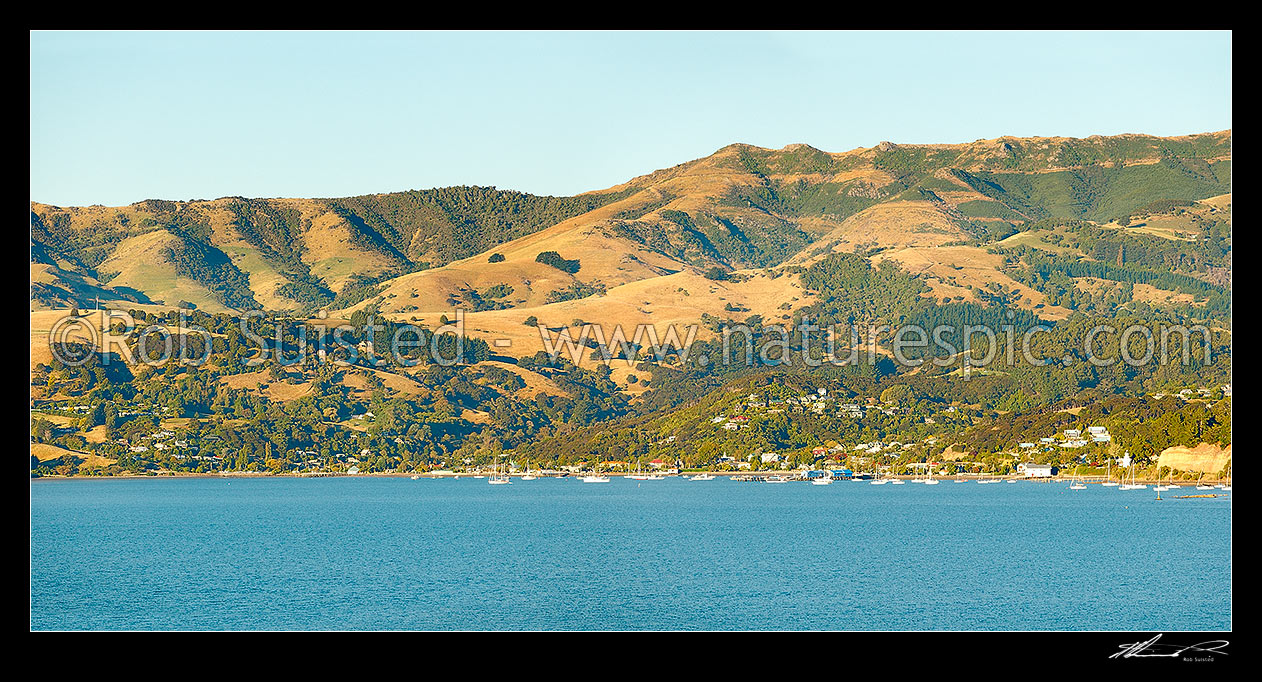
[[219, 370, 313, 402], [384, 268, 808, 369], [788, 201, 971, 265], [1131, 283, 1202, 307], [872, 245, 1072, 320], [31, 443, 116, 468], [476, 360, 568, 398]]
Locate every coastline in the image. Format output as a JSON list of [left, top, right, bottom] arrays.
[[30, 471, 1227, 485]]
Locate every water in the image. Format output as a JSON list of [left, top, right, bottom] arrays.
[[30, 477, 1231, 630]]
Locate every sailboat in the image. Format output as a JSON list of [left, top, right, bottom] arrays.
[[923, 465, 940, 485], [1101, 458, 1119, 487], [627, 461, 651, 480], [1069, 466, 1086, 490], [1195, 472, 1214, 490], [1119, 461, 1146, 490], [1217, 469, 1231, 491], [520, 458, 536, 481], [488, 458, 511, 485], [1153, 467, 1173, 492], [581, 463, 610, 483]]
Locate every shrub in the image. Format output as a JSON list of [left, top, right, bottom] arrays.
[[536, 251, 581, 273]]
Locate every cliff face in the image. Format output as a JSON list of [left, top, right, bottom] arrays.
[[1157, 442, 1231, 474]]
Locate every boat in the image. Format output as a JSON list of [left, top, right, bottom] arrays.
[[488, 458, 511, 485], [764, 475, 791, 484], [811, 474, 833, 486], [581, 474, 611, 483], [410, 475, 421, 480], [627, 461, 665, 480], [1101, 458, 1120, 487], [1119, 457, 1146, 490], [691, 473, 716, 481]]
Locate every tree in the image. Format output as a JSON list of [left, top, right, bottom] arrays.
[[880, 384, 916, 406]]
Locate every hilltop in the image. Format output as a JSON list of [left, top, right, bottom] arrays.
[[32, 132, 1231, 355]]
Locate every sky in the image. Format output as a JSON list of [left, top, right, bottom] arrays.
[[30, 30, 1231, 206]]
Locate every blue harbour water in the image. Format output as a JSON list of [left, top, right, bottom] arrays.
[[31, 477, 1230, 630]]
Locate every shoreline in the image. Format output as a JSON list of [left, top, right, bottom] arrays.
[[30, 471, 1229, 485]]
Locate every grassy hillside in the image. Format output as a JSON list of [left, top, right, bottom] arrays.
[[32, 130, 1230, 330]]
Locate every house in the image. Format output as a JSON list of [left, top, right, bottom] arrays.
[[1019, 442, 1035, 449], [1063, 429, 1081, 438], [1021, 463, 1058, 478], [759, 453, 782, 464]]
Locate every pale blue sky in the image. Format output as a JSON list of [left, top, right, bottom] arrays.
[[30, 30, 1231, 206]]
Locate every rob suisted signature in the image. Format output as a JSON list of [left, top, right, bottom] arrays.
[[1111, 634, 1229, 660]]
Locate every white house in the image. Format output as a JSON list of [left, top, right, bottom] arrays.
[[1022, 463, 1058, 478]]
